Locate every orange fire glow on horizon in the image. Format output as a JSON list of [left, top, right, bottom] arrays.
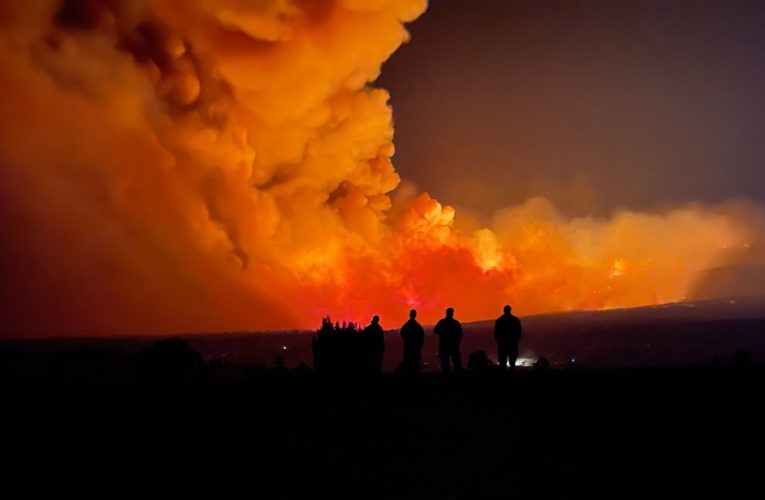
[[0, 0, 763, 337]]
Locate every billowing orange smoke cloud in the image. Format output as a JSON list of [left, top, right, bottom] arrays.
[[0, 0, 762, 337]]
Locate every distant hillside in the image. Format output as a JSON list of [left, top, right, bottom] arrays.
[[3, 297, 765, 375], [460, 296, 765, 369], [688, 264, 765, 300]]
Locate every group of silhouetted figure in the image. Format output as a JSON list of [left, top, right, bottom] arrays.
[[312, 315, 385, 375], [311, 305, 523, 375]]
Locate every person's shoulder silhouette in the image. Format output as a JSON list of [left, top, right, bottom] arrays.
[[401, 309, 424, 344], [435, 307, 462, 339], [495, 305, 521, 339], [434, 307, 463, 373], [365, 315, 383, 334]]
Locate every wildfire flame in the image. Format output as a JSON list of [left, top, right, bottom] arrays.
[[0, 0, 762, 336], [608, 258, 626, 279]]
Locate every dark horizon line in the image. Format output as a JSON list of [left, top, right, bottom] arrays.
[[4, 294, 765, 342]]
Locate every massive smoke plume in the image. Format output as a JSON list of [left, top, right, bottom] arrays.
[[0, 0, 762, 337]]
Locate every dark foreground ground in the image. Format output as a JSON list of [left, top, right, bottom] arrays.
[[4, 366, 765, 498]]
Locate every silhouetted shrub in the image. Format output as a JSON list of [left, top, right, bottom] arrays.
[[245, 363, 269, 381], [733, 349, 752, 367], [271, 356, 289, 376], [295, 362, 312, 376], [534, 357, 551, 371], [133, 338, 206, 385], [467, 350, 494, 373]]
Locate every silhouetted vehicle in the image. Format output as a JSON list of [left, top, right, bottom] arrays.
[[399, 309, 425, 374], [133, 338, 206, 384], [494, 304, 522, 371], [434, 307, 463, 373]]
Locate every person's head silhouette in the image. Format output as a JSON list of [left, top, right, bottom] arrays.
[[409, 309, 417, 319], [504, 304, 512, 314], [372, 315, 380, 325], [446, 307, 454, 318]]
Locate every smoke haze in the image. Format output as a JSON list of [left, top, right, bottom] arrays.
[[0, 0, 762, 337]]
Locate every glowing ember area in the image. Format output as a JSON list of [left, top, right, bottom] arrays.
[[0, 0, 763, 337]]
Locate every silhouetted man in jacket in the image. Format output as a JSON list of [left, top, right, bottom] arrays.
[[364, 315, 385, 374], [434, 307, 463, 374], [494, 305, 522, 371], [400, 309, 425, 374]]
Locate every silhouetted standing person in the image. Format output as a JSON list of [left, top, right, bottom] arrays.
[[364, 315, 385, 374], [434, 307, 463, 374], [400, 309, 425, 374], [494, 305, 522, 371]]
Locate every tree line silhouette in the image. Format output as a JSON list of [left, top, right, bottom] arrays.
[[311, 315, 384, 375]]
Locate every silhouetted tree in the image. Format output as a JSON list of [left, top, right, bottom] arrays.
[[312, 315, 385, 375]]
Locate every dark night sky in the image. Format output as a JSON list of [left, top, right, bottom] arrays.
[[380, 0, 765, 219]]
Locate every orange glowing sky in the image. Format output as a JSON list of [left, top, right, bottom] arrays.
[[0, 0, 763, 337]]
